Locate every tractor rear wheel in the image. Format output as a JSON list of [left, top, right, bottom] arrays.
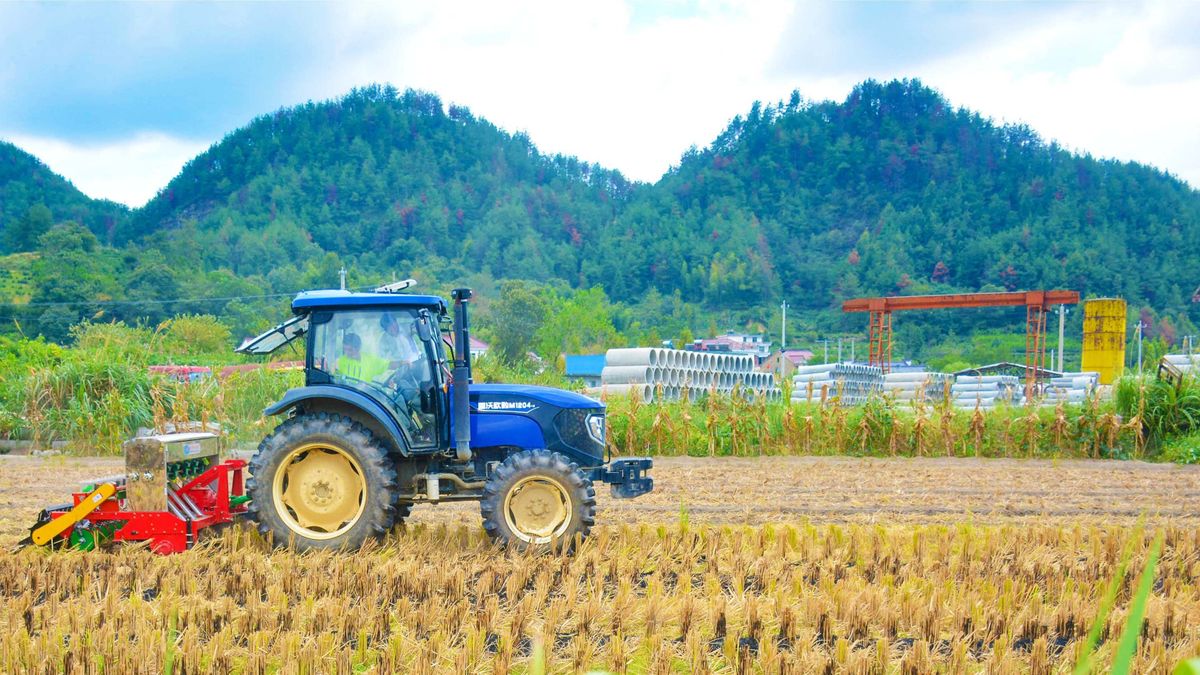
[[480, 449, 596, 550], [247, 413, 397, 551]]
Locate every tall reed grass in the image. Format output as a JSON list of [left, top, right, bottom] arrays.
[[0, 321, 296, 454], [0, 322, 1185, 461], [1116, 374, 1199, 454]]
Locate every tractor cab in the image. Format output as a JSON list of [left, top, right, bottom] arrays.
[[239, 290, 449, 450]]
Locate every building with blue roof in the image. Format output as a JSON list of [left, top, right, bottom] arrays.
[[564, 354, 606, 387]]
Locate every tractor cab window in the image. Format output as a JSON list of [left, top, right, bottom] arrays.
[[311, 309, 437, 447]]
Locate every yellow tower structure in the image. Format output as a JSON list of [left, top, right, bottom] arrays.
[[1081, 298, 1127, 384]]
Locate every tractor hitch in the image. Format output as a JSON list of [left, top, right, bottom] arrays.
[[592, 457, 654, 499]]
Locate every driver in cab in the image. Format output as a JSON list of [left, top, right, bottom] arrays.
[[335, 332, 395, 382]]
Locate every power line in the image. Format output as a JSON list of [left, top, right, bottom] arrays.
[[0, 280, 394, 310], [0, 291, 297, 309]]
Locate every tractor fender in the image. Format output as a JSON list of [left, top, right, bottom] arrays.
[[264, 386, 411, 456]]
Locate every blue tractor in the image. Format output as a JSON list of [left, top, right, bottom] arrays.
[[236, 285, 653, 550]]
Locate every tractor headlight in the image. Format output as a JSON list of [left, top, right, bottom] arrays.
[[586, 414, 606, 445]]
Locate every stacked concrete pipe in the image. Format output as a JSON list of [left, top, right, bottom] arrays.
[[600, 348, 780, 402], [1041, 372, 1098, 406], [951, 375, 1022, 409], [791, 363, 883, 405], [882, 371, 952, 404]]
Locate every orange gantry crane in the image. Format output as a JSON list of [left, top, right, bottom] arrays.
[[842, 290, 1081, 398]]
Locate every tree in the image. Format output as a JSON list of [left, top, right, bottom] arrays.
[[5, 204, 53, 252], [38, 222, 98, 254], [536, 287, 620, 361], [161, 315, 233, 356], [486, 280, 549, 362]]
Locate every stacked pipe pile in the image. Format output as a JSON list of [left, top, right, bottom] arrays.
[[1042, 372, 1099, 405], [951, 375, 1022, 409], [881, 371, 952, 403], [790, 363, 883, 405], [594, 348, 780, 402]]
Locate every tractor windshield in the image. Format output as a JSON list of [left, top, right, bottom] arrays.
[[311, 309, 438, 446]]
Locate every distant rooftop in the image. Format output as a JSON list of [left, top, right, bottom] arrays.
[[564, 354, 606, 377]]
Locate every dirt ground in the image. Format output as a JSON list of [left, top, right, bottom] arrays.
[[3, 453, 1198, 548]]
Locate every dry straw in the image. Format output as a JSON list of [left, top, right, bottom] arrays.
[[1, 522, 1193, 673]]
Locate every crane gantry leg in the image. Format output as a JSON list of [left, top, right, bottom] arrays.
[[1024, 302, 1048, 400], [868, 310, 892, 374]]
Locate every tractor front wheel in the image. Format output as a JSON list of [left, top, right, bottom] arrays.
[[247, 413, 397, 551], [480, 450, 596, 550]]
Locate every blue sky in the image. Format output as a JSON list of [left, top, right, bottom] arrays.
[[1, 1, 1197, 206]]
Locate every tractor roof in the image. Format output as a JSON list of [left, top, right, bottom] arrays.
[[292, 290, 447, 313]]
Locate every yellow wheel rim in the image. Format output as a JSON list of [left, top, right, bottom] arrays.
[[271, 442, 367, 540], [503, 475, 572, 544]]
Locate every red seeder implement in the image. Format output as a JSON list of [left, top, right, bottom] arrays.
[[24, 433, 249, 555]]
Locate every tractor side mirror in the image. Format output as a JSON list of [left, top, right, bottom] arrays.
[[415, 311, 434, 343]]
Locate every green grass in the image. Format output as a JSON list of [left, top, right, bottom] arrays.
[[1116, 374, 1200, 450], [0, 324, 1193, 461], [0, 252, 36, 304], [604, 387, 1136, 460]]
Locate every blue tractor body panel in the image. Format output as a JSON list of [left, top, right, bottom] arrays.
[[468, 383, 603, 410], [469, 413, 545, 451], [264, 385, 410, 454], [447, 383, 606, 467]]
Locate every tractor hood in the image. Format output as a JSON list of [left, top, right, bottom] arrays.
[[469, 383, 602, 410], [464, 383, 606, 467]]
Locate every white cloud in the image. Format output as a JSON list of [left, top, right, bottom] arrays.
[[3, 0, 1197, 201], [291, 0, 1200, 187], [910, 2, 1200, 187], [3, 133, 210, 207], [301, 0, 795, 181]]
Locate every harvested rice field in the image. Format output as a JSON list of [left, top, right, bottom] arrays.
[[2, 455, 1198, 672]]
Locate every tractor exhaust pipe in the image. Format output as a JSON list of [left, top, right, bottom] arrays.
[[451, 288, 473, 463]]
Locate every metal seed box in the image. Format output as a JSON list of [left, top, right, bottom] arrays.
[[123, 432, 221, 512]]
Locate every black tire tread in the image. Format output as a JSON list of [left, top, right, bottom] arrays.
[[479, 449, 596, 550], [247, 412, 397, 551]]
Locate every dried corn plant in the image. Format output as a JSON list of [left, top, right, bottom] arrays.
[[2, 522, 1196, 674], [603, 387, 1140, 461]]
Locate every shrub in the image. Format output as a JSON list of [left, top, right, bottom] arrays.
[[160, 314, 234, 357], [1116, 374, 1200, 450]]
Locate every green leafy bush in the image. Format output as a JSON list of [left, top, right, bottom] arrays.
[[1116, 374, 1200, 450]]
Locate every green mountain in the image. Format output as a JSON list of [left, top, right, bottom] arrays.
[[124, 84, 631, 286], [0, 141, 129, 252], [2, 80, 1198, 347]]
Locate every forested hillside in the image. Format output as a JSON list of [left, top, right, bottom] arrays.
[[0, 142, 128, 253], [1, 80, 1197, 355]]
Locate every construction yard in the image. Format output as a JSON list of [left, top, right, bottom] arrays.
[[3, 455, 1199, 672]]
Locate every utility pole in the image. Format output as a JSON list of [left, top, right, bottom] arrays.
[[850, 338, 855, 364], [780, 301, 787, 352], [823, 339, 828, 364], [1136, 322, 1144, 372], [1057, 304, 1066, 373], [837, 338, 843, 363], [339, 267, 347, 291]]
